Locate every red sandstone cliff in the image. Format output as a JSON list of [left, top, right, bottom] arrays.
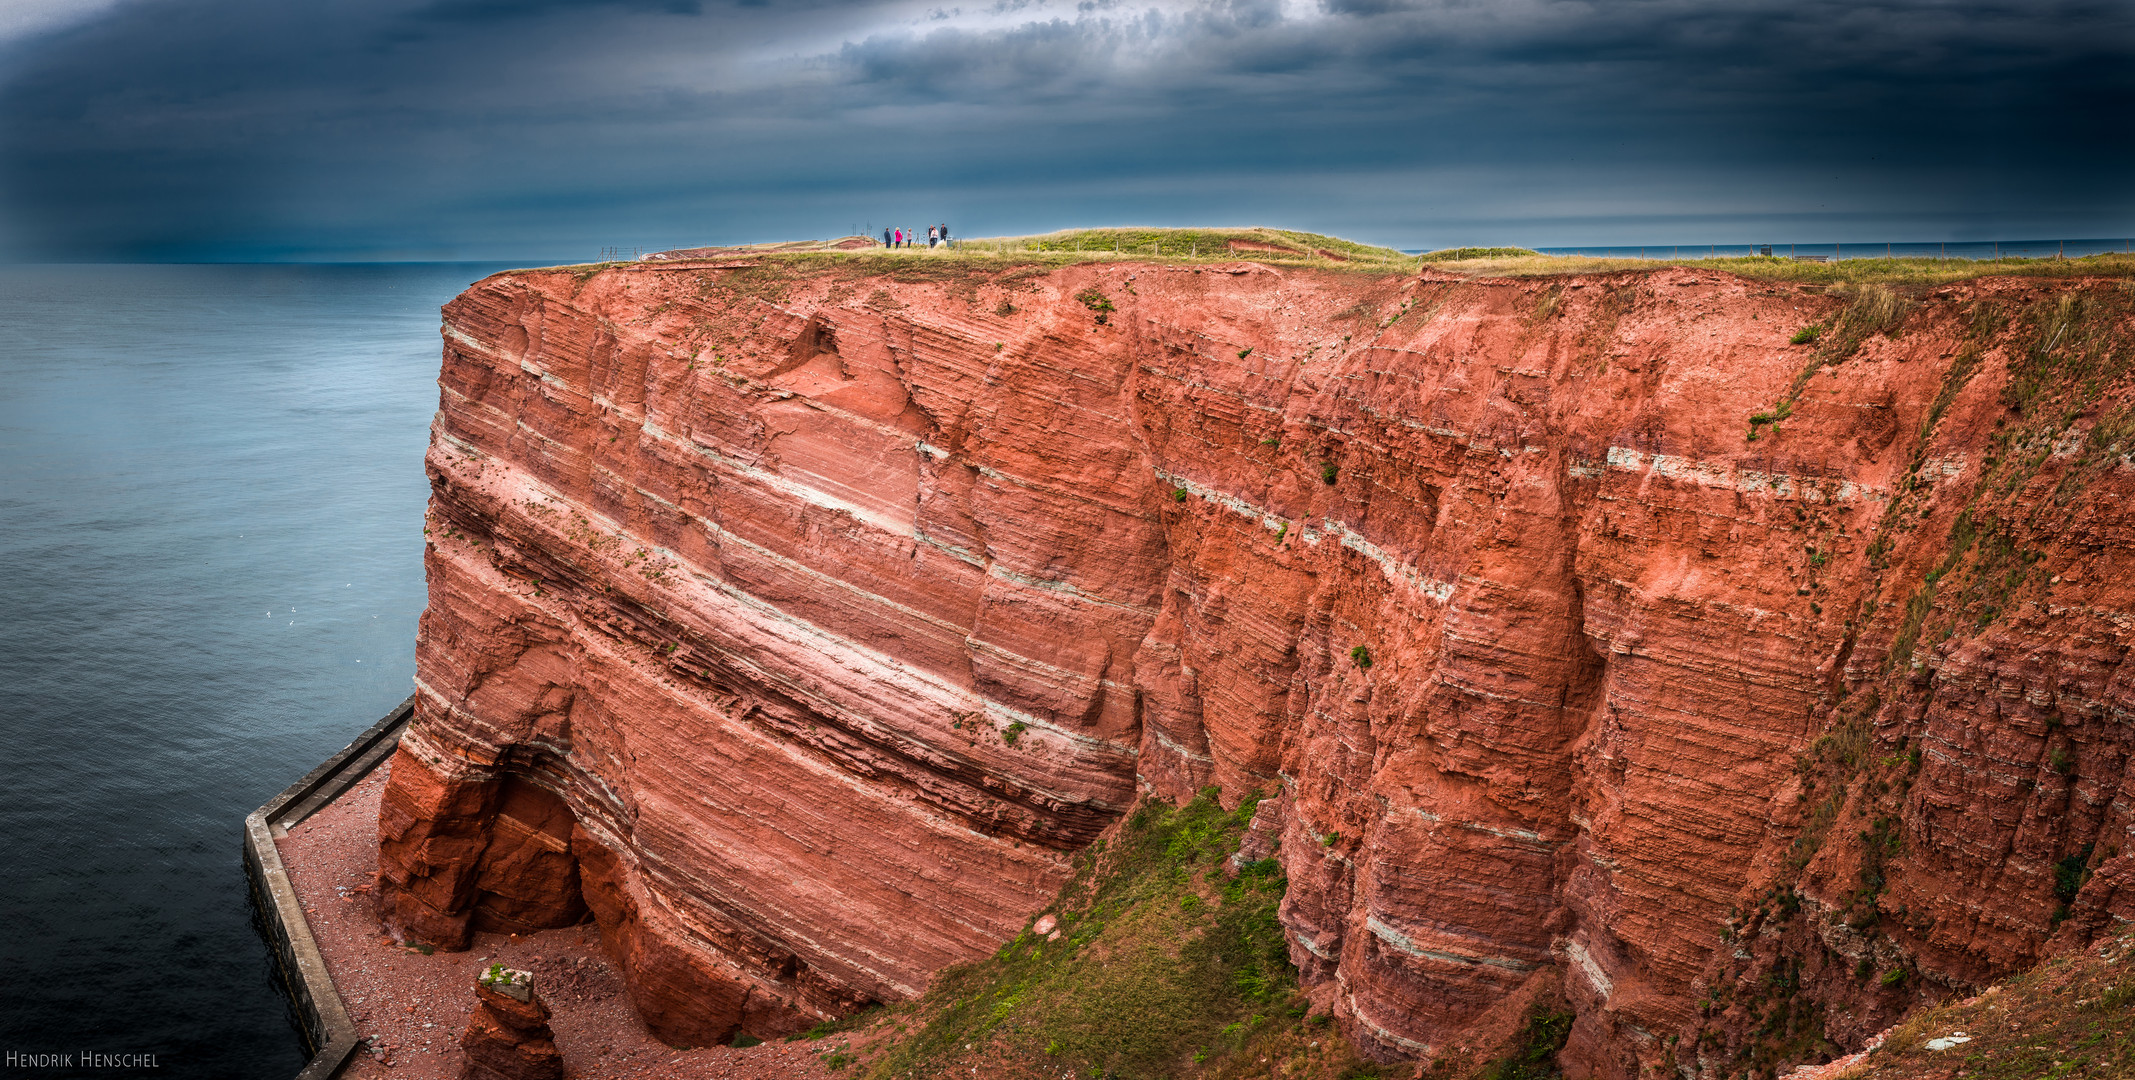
[[376, 253, 2135, 1077]]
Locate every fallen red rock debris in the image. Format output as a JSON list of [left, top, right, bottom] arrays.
[[275, 762, 842, 1080]]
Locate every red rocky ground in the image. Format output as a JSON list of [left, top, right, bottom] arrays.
[[278, 764, 842, 1080]]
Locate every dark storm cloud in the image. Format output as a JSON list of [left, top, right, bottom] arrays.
[[0, 0, 2128, 260], [409, 0, 710, 21]]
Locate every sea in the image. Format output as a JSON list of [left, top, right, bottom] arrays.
[[0, 263, 518, 1078]]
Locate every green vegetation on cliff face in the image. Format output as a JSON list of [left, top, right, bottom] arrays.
[[787, 791, 1426, 1080], [1664, 280, 2135, 1080], [790, 789, 1576, 1080], [855, 791, 1308, 1080]]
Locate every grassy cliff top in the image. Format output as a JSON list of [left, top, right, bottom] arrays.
[[960, 226, 1413, 266], [1417, 248, 2135, 286], [533, 229, 2135, 287], [616, 227, 1414, 270]]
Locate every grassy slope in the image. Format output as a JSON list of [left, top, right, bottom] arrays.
[[784, 790, 1575, 1080], [1864, 930, 2135, 1079], [786, 791, 1407, 1080]]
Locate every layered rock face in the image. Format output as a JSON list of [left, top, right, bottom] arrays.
[[376, 254, 2135, 1075]]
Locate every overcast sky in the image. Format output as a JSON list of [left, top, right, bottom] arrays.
[[0, 0, 2130, 260]]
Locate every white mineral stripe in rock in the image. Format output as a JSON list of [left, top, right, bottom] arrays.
[[638, 419, 910, 536], [1146, 724, 1214, 765], [1562, 936, 1615, 998], [434, 469, 1144, 779], [1364, 915, 1540, 972], [1605, 445, 1885, 503], [1151, 468, 1455, 601], [1341, 991, 1436, 1055]]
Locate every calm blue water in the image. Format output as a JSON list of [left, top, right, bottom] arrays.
[[0, 263, 513, 1077]]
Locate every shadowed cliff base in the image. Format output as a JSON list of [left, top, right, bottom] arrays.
[[374, 244, 2135, 1080]]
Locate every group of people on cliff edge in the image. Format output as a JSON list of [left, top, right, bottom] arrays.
[[883, 224, 950, 249]]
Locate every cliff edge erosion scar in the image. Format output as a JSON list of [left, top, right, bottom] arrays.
[[374, 251, 2135, 1078]]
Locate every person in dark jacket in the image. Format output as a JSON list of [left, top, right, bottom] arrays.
[[883, 227, 891, 248]]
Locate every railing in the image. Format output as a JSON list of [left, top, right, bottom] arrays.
[[244, 696, 414, 1080]]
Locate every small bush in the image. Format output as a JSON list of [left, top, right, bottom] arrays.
[[1881, 968, 1908, 987], [1480, 1008, 1573, 1080], [1237, 348, 1253, 359], [2055, 845, 2095, 904], [1173, 488, 1190, 502], [1349, 645, 1373, 669], [1320, 463, 1339, 484], [1074, 288, 1116, 314], [732, 1034, 764, 1048], [1791, 323, 1825, 344], [2049, 747, 2075, 776]]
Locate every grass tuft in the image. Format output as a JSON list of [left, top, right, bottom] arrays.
[[1422, 246, 1540, 261], [1480, 1008, 1574, 1080]]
